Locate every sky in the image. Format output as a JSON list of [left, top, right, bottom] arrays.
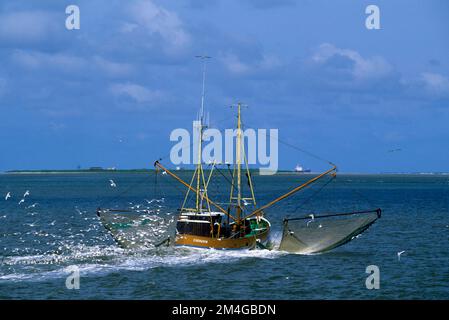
[[0, 0, 448, 173]]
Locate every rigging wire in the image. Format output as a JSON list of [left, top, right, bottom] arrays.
[[213, 165, 234, 187], [291, 174, 336, 213], [239, 117, 379, 213], [241, 119, 335, 166]]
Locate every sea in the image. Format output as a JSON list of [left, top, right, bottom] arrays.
[[0, 172, 448, 299]]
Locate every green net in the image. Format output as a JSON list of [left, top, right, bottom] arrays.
[[97, 209, 175, 249], [279, 209, 381, 254]]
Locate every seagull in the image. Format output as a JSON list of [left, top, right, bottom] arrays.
[[50, 220, 56, 226], [162, 171, 167, 175], [23, 190, 30, 198], [397, 250, 406, 261], [309, 214, 315, 220], [5, 192, 11, 200], [18, 199, 25, 205], [27, 203, 38, 209], [109, 179, 117, 188], [27, 220, 38, 227]]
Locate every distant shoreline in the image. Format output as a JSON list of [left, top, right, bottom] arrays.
[[2, 169, 153, 174], [2, 169, 448, 176]]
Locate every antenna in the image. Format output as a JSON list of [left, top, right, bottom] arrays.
[[193, 55, 211, 212], [195, 55, 211, 124]]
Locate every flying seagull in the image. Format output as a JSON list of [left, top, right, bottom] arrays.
[[109, 179, 117, 188], [18, 199, 25, 205], [397, 250, 406, 261], [27, 220, 38, 227], [5, 192, 11, 200], [23, 190, 30, 197]]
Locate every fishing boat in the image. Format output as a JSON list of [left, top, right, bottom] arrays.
[[97, 57, 381, 253], [154, 102, 271, 250], [294, 164, 311, 173]]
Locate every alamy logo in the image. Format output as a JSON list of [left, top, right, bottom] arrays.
[[365, 265, 380, 289], [365, 5, 381, 30], [170, 121, 278, 175], [65, 265, 80, 290], [65, 5, 80, 30]]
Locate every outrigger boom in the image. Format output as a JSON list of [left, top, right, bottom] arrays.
[[154, 161, 338, 224], [244, 164, 337, 220]]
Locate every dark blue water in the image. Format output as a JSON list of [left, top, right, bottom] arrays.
[[0, 172, 448, 299]]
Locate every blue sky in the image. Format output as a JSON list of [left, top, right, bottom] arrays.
[[0, 0, 448, 172]]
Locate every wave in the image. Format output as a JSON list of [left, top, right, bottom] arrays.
[[0, 244, 284, 283]]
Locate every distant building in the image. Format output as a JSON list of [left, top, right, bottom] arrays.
[[89, 167, 104, 171]]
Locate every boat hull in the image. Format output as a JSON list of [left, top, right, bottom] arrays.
[[175, 218, 270, 250], [175, 234, 257, 249]]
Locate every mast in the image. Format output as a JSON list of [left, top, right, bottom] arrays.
[[194, 55, 211, 212], [228, 102, 254, 223], [236, 102, 242, 221], [198, 55, 210, 123]]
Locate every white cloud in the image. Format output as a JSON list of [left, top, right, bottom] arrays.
[[120, 22, 139, 33], [312, 43, 392, 81], [259, 54, 282, 70], [93, 56, 134, 77], [219, 52, 282, 75], [127, 0, 190, 49], [0, 11, 58, 44], [219, 52, 251, 74], [11, 50, 86, 71], [11, 50, 133, 78], [110, 82, 163, 103], [421, 72, 449, 95]]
